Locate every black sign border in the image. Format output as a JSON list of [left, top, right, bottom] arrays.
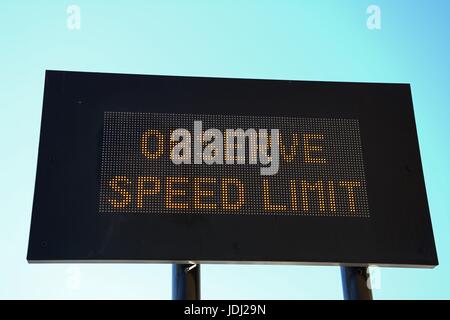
[[27, 70, 438, 267]]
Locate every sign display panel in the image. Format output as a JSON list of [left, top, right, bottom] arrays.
[[27, 71, 438, 266], [99, 112, 369, 217]]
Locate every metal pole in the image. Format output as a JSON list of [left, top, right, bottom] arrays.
[[172, 263, 201, 300], [341, 266, 373, 300]]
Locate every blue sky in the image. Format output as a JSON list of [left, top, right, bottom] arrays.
[[0, 1, 449, 299]]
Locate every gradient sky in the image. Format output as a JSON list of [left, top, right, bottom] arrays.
[[0, 1, 449, 299]]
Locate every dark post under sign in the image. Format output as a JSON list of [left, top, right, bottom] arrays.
[[341, 266, 373, 300], [172, 263, 200, 300]]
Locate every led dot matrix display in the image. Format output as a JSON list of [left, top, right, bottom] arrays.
[[99, 112, 370, 217]]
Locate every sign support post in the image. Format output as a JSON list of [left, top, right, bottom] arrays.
[[172, 263, 201, 300], [340, 266, 373, 300]]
